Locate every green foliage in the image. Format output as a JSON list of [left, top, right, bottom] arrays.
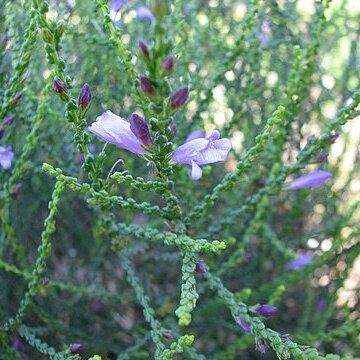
[[0, 0, 360, 359]]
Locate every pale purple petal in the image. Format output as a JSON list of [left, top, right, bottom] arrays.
[[136, 5, 154, 22], [192, 138, 232, 165], [88, 111, 146, 155], [111, 0, 126, 12], [237, 317, 251, 334], [287, 254, 312, 270], [172, 138, 209, 165], [0, 146, 14, 170], [288, 170, 333, 190], [185, 129, 204, 143], [207, 130, 220, 141], [191, 160, 202, 180]]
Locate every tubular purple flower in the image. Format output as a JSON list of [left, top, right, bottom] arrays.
[[162, 55, 175, 72], [130, 113, 153, 147], [88, 111, 147, 155], [53, 77, 67, 94], [237, 317, 251, 335], [171, 86, 189, 109], [287, 254, 312, 270], [78, 83, 92, 110], [140, 76, 155, 95], [256, 340, 268, 354], [172, 130, 231, 180], [288, 170, 332, 190], [111, 0, 126, 12], [139, 39, 150, 59], [0, 146, 14, 170], [13, 339, 23, 353], [254, 304, 278, 318], [136, 5, 155, 22]]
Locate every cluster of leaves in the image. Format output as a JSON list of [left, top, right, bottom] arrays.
[[0, 0, 359, 359]]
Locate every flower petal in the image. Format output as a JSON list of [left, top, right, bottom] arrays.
[[88, 111, 146, 154], [185, 129, 204, 143], [193, 138, 232, 165], [207, 130, 220, 141], [0, 146, 14, 170], [289, 170, 332, 190], [191, 160, 202, 180], [172, 138, 209, 165]]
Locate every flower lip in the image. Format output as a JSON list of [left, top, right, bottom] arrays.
[[88, 110, 147, 155]]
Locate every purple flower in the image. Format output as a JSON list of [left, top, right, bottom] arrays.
[[136, 5, 154, 22], [130, 113, 153, 147], [3, 114, 15, 126], [256, 32, 269, 47], [254, 304, 278, 318], [172, 130, 231, 180], [0, 128, 4, 140], [316, 299, 327, 312], [288, 170, 332, 190], [256, 340, 268, 354], [111, 0, 126, 12], [195, 261, 207, 274], [78, 83, 92, 110], [70, 343, 83, 354], [13, 338, 24, 353], [88, 111, 147, 155], [171, 86, 189, 109], [287, 254, 312, 270], [0, 146, 14, 169], [237, 317, 251, 335], [139, 39, 150, 59], [261, 20, 271, 33]]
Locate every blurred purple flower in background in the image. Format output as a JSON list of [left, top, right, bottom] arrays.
[[288, 170, 333, 190], [111, 0, 126, 12], [287, 254, 312, 270], [136, 5, 154, 22], [316, 299, 327, 312], [256, 20, 271, 46], [256, 340, 268, 354], [0, 146, 14, 169], [88, 111, 148, 155], [172, 130, 232, 180]]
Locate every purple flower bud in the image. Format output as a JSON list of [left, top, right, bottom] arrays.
[[316, 152, 328, 162], [254, 304, 277, 318], [130, 113, 153, 147], [171, 86, 189, 109], [70, 343, 83, 354], [0, 129, 4, 140], [162, 55, 175, 72], [78, 83, 92, 110], [139, 39, 150, 59], [163, 330, 174, 340], [140, 76, 154, 95], [330, 131, 339, 143], [195, 260, 207, 274], [237, 317, 251, 334], [3, 114, 15, 126], [287, 254, 312, 270], [256, 340, 268, 354], [288, 170, 332, 190], [169, 123, 177, 137], [111, 0, 126, 12], [316, 299, 327, 312], [13, 339, 24, 353], [14, 92, 22, 102], [53, 77, 67, 94], [136, 5, 155, 22], [2, 33, 9, 45]]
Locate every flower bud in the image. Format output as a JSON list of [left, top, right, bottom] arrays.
[[256, 340, 268, 354], [171, 86, 189, 109], [168, 123, 177, 137], [41, 29, 53, 43], [195, 260, 206, 274], [140, 76, 154, 95], [253, 304, 277, 318], [130, 113, 153, 147], [316, 152, 328, 162], [139, 39, 150, 59], [70, 343, 83, 354], [53, 77, 67, 94], [78, 83, 92, 110], [150, 0, 170, 20], [330, 131, 339, 143], [237, 317, 251, 334], [0, 129, 4, 140], [163, 330, 174, 340], [162, 55, 175, 73], [3, 115, 15, 126]]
